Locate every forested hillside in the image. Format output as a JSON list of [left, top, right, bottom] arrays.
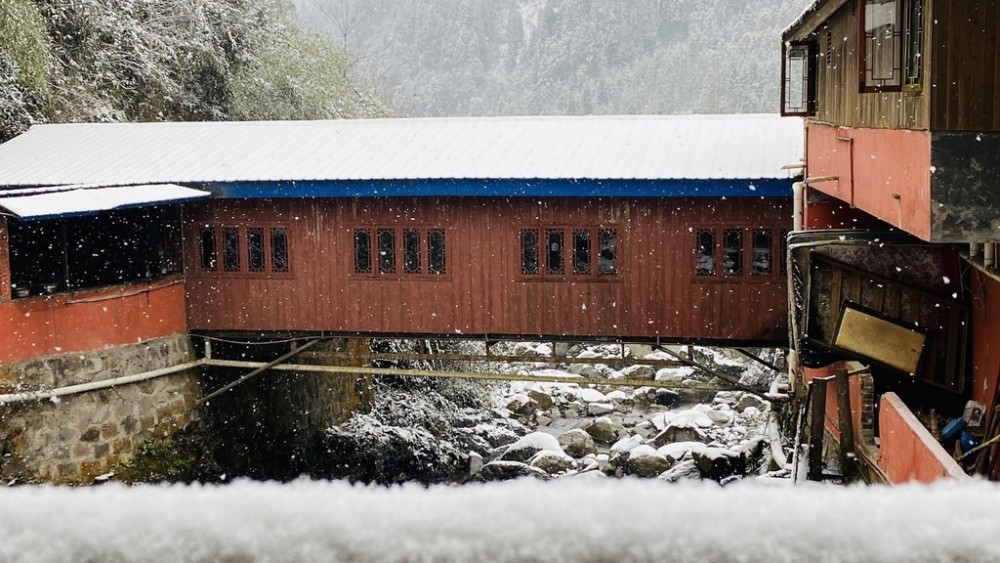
[[296, 0, 812, 117], [0, 0, 387, 142]]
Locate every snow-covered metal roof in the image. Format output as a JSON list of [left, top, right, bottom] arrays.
[[0, 115, 803, 190], [0, 184, 209, 220]]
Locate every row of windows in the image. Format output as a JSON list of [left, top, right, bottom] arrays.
[[354, 227, 447, 276], [695, 228, 789, 277], [521, 227, 617, 278], [200, 226, 289, 274]]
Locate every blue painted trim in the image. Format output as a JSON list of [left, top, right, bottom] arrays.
[[204, 178, 793, 199]]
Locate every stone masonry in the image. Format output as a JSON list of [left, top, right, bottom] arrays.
[[0, 334, 201, 483]]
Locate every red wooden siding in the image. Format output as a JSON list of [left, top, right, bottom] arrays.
[[184, 197, 790, 343], [806, 122, 932, 240], [0, 279, 189, 364]]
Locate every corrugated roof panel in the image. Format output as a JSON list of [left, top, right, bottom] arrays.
[[0, 184, 209, 220], [0, 115, 803, 188]]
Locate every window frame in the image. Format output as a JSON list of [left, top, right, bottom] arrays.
[[352, 225, 450, 281], [858, 0, 922, 94], [694, 226, 787, 282], [780, 40, 817, 116], [197, 223, 293, 277], [519, 225, 620, 282]]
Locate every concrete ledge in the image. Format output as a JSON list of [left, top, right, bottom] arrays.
[[879, 392, 967, 483]]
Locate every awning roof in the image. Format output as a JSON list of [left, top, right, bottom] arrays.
[[0, 183, 210, 220]]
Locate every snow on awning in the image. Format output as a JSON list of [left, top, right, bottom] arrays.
[[0, 183, 210, 220]]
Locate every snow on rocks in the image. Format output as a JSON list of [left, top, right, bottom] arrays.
[[558, 429, 597, 458], [464, 344, 786, 483], [500, 431, 563, 463]]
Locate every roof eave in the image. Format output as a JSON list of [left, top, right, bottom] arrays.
[[782, 0, 851, 42]]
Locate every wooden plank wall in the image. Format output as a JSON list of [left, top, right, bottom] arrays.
[[813, 0, 928, 129], [183, 198, 791, 343], [929, 0, 1000, 130]]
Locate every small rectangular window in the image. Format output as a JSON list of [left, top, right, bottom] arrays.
[[752, 230, 773, 276], [378, 228, 395, 274], [546, 229, 564, 274], [861, 0, 902, 91], [248, 228, 265, 272], [724, 230, 743, 276], [354, 229, 371, 274], [200, 227, 217, 271], [904, 0, 923, 88], [403, 229, 421, 274], [573, 229, 591, 274], [696, 229, 715, 276], [223, 227, 240, 272], [428, 229, 446, 275], [781, 41, 816, 116], [271, 228, 289, 273], [598, 229, 617, 275], [521, 230, 539, 275]]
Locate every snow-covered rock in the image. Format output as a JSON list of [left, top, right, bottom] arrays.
[[655, 366, 694, 382], [735, 394, 770, 413], [617, 364, 655, 380], [500, 432, 563, 463], [528, 389, 554, 410], [559, 429, 597, 458], [529, 450, 575, 475], [632, 421, 655, 440], [587, 402, 615, 416], [649, 421, 708, 448], [473, 461, 548, 482], [610, 435, 645, 456], [657, 441, 708, 464], [584, 417, 617, 444], [707, 409, 735, 427], [624, 445, 672, 478], [505, 393, 538, 416], [578, 388, 608, 403], [691, 447, 745, 481], [658, 458, 703, 482]]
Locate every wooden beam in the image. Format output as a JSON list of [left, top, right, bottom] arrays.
[[807, 378, 828, 481], [835, 368, 856, 482]]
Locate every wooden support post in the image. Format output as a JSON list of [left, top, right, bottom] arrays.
[[806, 378, 827, 481], [835, 368, 856, 482]]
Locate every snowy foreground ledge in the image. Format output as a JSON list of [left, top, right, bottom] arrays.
[[3, 479, 1000, 562]]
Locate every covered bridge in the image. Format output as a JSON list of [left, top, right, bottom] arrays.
[[0, 114, 802, 356]]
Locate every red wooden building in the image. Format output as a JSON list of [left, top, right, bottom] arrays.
[[781, 0, 1000, 482], [0, 115, 802, 354]]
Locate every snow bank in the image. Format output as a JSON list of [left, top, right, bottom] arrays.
[[2, 479, 1000, 562]]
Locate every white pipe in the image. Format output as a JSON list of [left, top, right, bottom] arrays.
[[970, 242, 983, 258], [792, 181, 805, 231], [986, 243, 995, 269], [0, 360, 204, 405]]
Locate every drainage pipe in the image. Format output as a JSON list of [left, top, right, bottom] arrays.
[[0, 360, 205, 405], [792, 181, 805, 231]]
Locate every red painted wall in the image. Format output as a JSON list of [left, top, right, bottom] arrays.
[[183, 198, 791, 343], [805, 123, 932, 240], [0, 278, 189, 364], [878, 393, 967, 483]]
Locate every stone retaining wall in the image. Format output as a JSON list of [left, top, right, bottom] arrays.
[[0, 334, 200, 483]]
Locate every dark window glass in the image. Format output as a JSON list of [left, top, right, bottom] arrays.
[[404, 229, 421, 274], [573, 229, 591, 274], [546, 229, 564, 274], [354, 229, 371, 274], [521, 230, 539, 275], [271, 228, 289, 272], [248, 228, 264, 272], [724, 229, 743, 276], [752, 230, 773, 275], [696, 230, 715, 276], [378, 229, 395, 274], [599, 229, 617, 275], [223, 227, 240, 271], [428, 229, 446, 275], [200, 227, 217, 271]]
